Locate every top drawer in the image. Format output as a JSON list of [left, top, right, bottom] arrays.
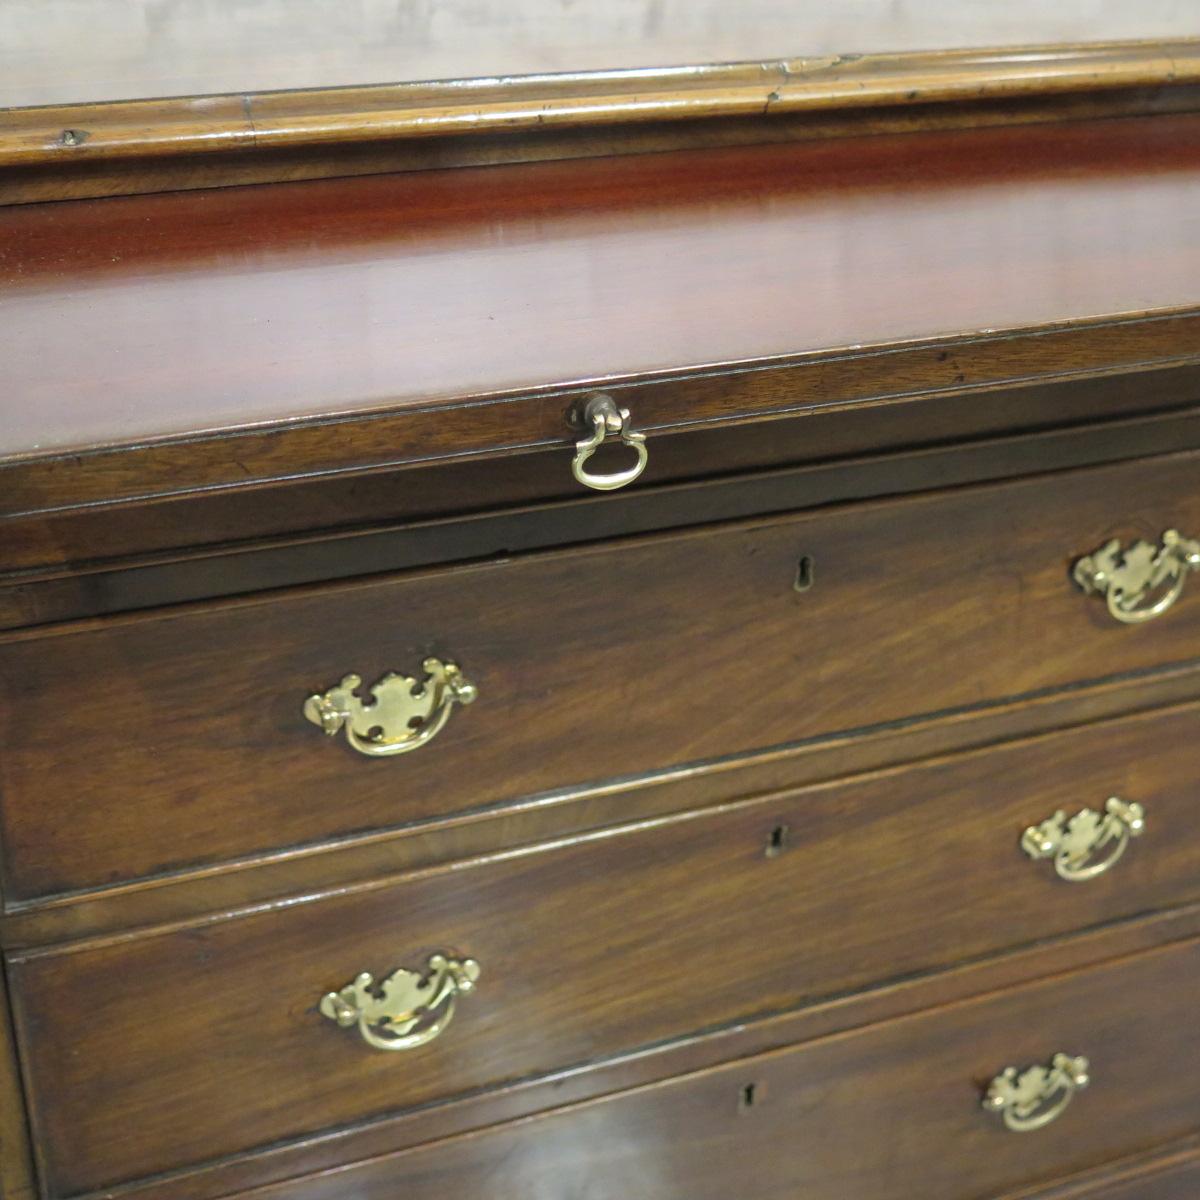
[[2, 450, 1199, 902]]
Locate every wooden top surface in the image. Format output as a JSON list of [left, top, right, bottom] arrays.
[[3, 112, 1200, 468], [3, 1, 1198, 108], [3, 3, 1200, 192]]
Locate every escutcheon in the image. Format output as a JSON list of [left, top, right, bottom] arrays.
[[1073, 529, 1200, 624], [303, 657, 477, 757], [983, 1053, 1090, 1132], [319, 953, 480, 1051], [1021, 797, 1145, 882]]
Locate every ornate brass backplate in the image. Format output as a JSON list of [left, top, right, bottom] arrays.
[[1073, 529, 1200, 624], [1022, 797, 1145, 882], [303, 657, 476, 757], [319, 953, 480, 1051], [983, 1053, 1090, 1132]]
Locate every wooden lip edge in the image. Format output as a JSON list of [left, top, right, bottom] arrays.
[[8, 665, 1200, 954], [999, 1134, 1200, 1199], [2, 39, 1200, 168], [3, 304, 1200, 521], [56, 912, 1200, 1200]]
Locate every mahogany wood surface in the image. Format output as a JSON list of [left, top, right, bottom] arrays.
[[2, 449, 1199, 902], [1009, 1136, 1200, 1199], [112, 937, 1200, 1200], [8, 672, 1200, 953], [10, 702, 1200, 1193], [3, 115, 1200, 505], [4, 398, 1200, 631]]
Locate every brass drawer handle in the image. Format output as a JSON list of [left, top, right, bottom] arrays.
[[1073, 530, 1200, 624], [303, 657, 477, 757], [571, 393, 648, 491], [983, 1053, 1090, 1132], [1022, 797, 1145, 882], [320, 953, 480, 1052]]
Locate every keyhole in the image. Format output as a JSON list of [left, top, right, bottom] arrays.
[[765, 824, 789, 858], [793, 555, 815, 592], [739, 1082, 761, 1111]]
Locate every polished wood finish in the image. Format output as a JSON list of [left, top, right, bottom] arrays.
[[3, 0, 1199, 200], [1015, 1137, 1200, 1198], [3, 449, 1199, 901], [9, 671, 1200, 954], [5, 36, 1200, 1199], [3, 115, 1200, 505], [6, 43, 1199, 175], [10, 703, 1200, 1193], [137, 938, 1200, 1200], [6, 398, 1200, 631]]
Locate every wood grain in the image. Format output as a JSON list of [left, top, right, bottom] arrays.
[[51, 904, 1200, 1200], [3, 449, 1200, 902], [1006, 1135, 1200, 1198], [9, 672, 1200, 952], [4, 398, 1200, 631], [95, 937, 1200, 1200], [11, 702, 1200, 1193], [3, 115, 1200, 508]]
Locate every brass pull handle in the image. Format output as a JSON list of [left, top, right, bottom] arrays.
[[1022, 797, 1145, 882], [320, 954, 479, 1052], [571, 393, 648, 491], [983, 1053, 1090, 1132], [1073, 530, 1200, 624], [303, 657, 477, 757]]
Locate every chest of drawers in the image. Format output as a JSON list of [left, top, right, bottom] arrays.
[[3, 8, 1200, 1199]]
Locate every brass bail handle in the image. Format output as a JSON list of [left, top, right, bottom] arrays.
[[1073, 529, 1200, 624], [571, 393, 649, 491], [983, 1053, 1090, 1132], [320, 953, 480, 1052], [303, 657, 477, 758], [1021, 797, 1145, 883]]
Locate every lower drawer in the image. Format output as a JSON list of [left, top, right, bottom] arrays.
[[224, 937, 1200, 1200], [11, 702, 1200, 1195]]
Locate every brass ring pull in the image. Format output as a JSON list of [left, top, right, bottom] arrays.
[[320, 954, 480, 1052], [1073, 529, 1200, 624], [983, 1053, 1090, 1132], [303, 657, 477, 757], [571, 393, 648, 491], [1022, 797, 1145, 883]]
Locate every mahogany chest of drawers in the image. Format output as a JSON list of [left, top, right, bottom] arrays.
[[2, 7, 1200, 1199]]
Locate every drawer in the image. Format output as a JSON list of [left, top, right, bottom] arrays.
[[11, 702, 1200, 1195], [110, 937, 1200, 1200], [2, 450, 1200, 900]]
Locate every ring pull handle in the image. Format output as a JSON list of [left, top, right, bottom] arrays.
[[320, 954, 480, 1052], [303, 657, 477, 757], [983, 1053, 1090, 1132], [1073, 529, 1200, 624], [1021, 797, 1145, 882], [570, 393, 649, 492]]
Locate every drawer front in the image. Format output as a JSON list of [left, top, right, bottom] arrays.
[[3, 450, 1200, 900], [12, 703, 1200, 1195], [135, 937, 1200, 1200]]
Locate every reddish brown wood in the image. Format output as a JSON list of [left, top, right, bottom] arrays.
[[2, 115, 1200, 514], [2, 449, 1200, 901], [1007, 1136, 1200, 1198], [8, 674, 1200, 953], [98, 937, 1200, 1200], [10, 702, 1200, 1193], [42, 905, 1200, 1200]]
